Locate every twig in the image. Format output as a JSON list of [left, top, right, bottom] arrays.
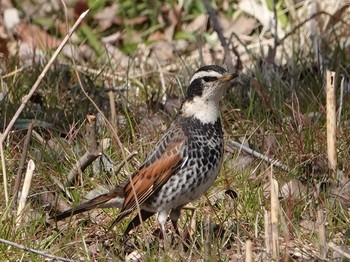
[[270, 168, 280, 258], [114, 151, 138, 175], [203, 214, 211, 262], [337, 76, 345, 125], [265, 0, 278, 64], [12, 122, 34, 208], [0, 66, 26, 79], [86, 114, 98, 152], [245, 239, 253, 262], [0, 133, 9, 205], [317, 209, 327, 259], [285, 0, 297, 21], [203, 0, 235, 72], [328, 242, 350, 259], [67, 114, 102, 185], [16, 159, 35, 225], [0, 237, 75, 262], [326, 70, 337, 177], [189, 208, 197, 240], [264, 210, 272, 256], [227, 139, 290, 172], [67, 152, 102, 185], [309, 2, 321, 67], [229, 11, 336, 64], [197, 34, 204, 65], [0, 9, 89, 144], [107, 86, 117, 128], [68, 152, 102, 185], [272, 0, 279, 48], [277, 11, 335, 47]]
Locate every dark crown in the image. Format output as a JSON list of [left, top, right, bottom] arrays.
[[185, 65, 228, 101]]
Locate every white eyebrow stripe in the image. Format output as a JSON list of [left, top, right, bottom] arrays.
[[189, 70, 223, 84]]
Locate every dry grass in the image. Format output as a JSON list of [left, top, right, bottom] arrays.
[[0, 0, 350, 261]]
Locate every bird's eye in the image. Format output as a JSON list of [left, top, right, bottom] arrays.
[[202, 76, 218, 82]]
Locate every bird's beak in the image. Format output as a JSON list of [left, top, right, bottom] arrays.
[[219, 72, 239, 82]]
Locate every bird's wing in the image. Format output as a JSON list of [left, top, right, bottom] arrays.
[[123, 139, 185, 211], [109, 123, 187, 228]]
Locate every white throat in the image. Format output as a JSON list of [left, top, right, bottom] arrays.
[[181, 96, 220, 124]]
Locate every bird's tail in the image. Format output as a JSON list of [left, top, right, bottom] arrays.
[[52, 187, 124, 221]]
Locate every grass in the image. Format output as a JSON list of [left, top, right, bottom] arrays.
[[1, 0, 350, 261]]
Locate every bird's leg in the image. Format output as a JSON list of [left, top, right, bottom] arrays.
[[169, 206, 183, 236], [157, 211, 168, 244], [124, 210, 155, 235]]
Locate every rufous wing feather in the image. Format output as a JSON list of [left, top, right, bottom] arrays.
[[123, 141, 183, 211], [109, 141, 185, 229]]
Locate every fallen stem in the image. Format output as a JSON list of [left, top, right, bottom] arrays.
[[67, 151, 102, 185], [227, 139, 290, 172], [0, 237, 75, 262], [328, 242, 350, 259]]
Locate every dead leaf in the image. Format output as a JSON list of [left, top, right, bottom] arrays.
[[148, 30, 166, 42], [15, 23, 60, 50], [88, 242, 99, 258], [139, 113, 167, 137], [74, 0, 89, 19], [37, 186, 70, 214], [149, 40, 174, 62], [263, 132, 279, 156], [165, 4, 181, 27], [219, 13, 257, 37], [280, 179, 307, 201], [18, 42, 45, 65], [184, 14, 208, 33], [227, 153, 254, 172], [163, 98, 180, 116], [4, 8, 20, 32], [104, 43, 130, 68], [239, 0, 271, 29], [94, 3, 118, 30], [300, 219, 317, 234], [113, 15, 148, 26], [101, 31, 123, 44]]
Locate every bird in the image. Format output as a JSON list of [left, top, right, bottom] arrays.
[[52, 65, 238, 237]]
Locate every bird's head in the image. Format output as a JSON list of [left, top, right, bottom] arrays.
[[180, 65, 238, 123]]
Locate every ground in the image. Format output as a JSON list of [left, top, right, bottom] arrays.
[[0, 0, 349, 261]]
